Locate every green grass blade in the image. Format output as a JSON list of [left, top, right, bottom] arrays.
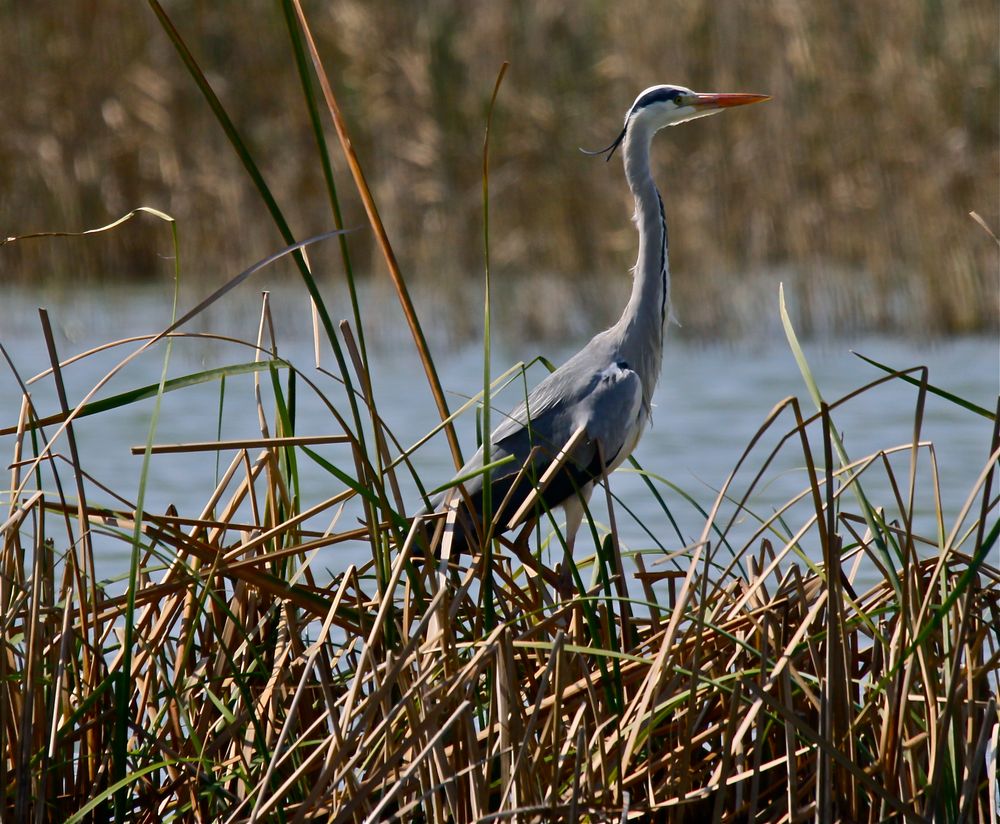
[[278, 0, 368, 371], [853, 351, 996, 420], [0, 360, 288, 437], [779, 283, 902, 586], [145, 0, 377, 540], [479, 62, 508, 630], [67, 761, 184, 824]]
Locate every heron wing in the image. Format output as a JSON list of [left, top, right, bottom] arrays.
[[442, 358, 644, 534], [570, 361, 645, 470]]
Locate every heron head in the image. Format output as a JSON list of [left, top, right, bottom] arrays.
[[585, 84, 770, 161]]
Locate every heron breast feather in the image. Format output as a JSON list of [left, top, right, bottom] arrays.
[[576, 362, 644, 469]]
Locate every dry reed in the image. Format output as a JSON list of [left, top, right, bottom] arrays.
[[0, 286, 997, 821], [2, 1, 998, 337]]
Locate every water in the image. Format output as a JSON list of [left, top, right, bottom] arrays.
[[1, 287, 996, 593]]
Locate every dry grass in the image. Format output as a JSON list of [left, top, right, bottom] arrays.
[[2, 0, 998, 337], [1, 289, 997, 821], [1, 5, 998, 821]]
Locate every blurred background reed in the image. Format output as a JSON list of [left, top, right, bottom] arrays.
[[2, 0, 997, 341]]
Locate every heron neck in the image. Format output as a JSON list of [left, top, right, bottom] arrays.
[[614, 122, 669, 406]]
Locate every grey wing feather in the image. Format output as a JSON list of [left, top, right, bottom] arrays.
[[445, 355, 643, 507], [488, 330, 620, 444], [571, 362, 643, 468], [420, 348, 644, 552]]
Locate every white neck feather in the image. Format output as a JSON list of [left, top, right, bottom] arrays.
[[612, 119, 669, 408]]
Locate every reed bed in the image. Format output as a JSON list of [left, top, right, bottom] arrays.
[[3, 0, 998, 337], [1, 284, 998, 822], [2, 4, 998, 821]]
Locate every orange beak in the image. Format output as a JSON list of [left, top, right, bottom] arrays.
[[691, 92, 771, 109]]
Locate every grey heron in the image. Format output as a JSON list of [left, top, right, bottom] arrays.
[[423, 84, 769, 564]]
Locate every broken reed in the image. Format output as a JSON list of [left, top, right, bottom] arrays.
[[0, 292, 997, 822]]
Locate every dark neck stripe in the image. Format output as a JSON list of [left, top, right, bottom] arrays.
[[657, 191, 668, 324]]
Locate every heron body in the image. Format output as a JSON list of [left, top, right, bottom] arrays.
[[429, 85, 769, 555]]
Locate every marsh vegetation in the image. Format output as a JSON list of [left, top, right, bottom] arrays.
[[1, 2, 998, 821], [2, 1, 998, 337]]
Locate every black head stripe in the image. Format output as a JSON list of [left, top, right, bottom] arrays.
[[629, 87, 683, 117]]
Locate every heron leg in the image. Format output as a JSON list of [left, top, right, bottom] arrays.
[[554, 483, 593, 598]]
